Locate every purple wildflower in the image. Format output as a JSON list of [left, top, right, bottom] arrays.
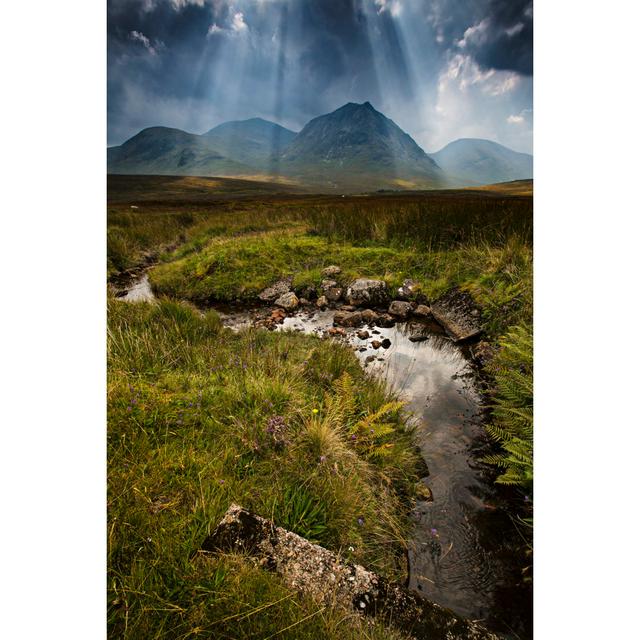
[[430, 528, 438, 537], [357, 517, 364, 527], [266, 415, 288, 448], [319, 455, 327, 463]]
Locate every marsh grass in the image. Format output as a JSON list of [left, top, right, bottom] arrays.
[[108, 297, 419, 638]]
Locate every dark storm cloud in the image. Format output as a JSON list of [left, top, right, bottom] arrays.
[[428, 0, 532, 75], [107, 1, 533, 152], [461, 0, 532, 75]]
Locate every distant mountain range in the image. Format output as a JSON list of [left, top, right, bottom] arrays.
[[107, 102, 533, 191], [430, 138, 533, 186]]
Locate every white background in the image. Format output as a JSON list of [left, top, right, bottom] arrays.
[[1, 1, 639, 637]]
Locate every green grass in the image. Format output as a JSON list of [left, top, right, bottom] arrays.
[[149, 228, 531, 340], [107, 183, 535, 635], [108, 297, 420, 639]]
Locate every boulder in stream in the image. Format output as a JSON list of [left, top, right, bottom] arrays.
[[316, 295, 328, 309], [334, 310, 363, 327], [407, 322, 430, 342], [346, 279, 389, 307], [431, 289, 483, 342], [374, 313, 396, 328], [325, 287, 343, 302], [274, 291, 299, 311], [388, 300, 413, 319], [258, 279, 292, 303], [413, 304, 433, 318]]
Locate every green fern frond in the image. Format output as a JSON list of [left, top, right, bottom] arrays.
[[484, 324, 533, 494]]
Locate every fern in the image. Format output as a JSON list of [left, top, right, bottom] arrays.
[[483, 325, 533, 492], [323, 373, 405, 461]]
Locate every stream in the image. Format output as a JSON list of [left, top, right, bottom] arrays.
[[116, 274, 531, 638]]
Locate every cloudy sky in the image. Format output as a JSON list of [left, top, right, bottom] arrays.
[[108, 0, 533, 153]]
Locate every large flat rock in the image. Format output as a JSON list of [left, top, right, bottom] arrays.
[[201, 504, 499, 640], [431, 289, 483, 342]]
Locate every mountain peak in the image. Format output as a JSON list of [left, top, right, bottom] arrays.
[[280, 100, 444, 188], [338, 101, 376, 113]]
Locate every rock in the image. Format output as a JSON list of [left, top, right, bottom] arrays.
[[334, 310, 363, 327], [321, 279, 338, 291], [371, 340, 382, 349], [381, 338, 391, 349], [299, 298, 309, 306], [388, 300, 412, 319], [202, 504, 500, 640], [340, 305, 357, 312], [413, 304, 432, 318], [365, 355, 376, 363], [321, 265, 342, 277], [356, 330, 370, 340], [327, 327, 346, 337], [298, 285, 317, 301], [375, 313, 396, 328], [258, 278, 292, 303], [431, 289, 483, 342], [397, 279, 419, 300], [316, 295, 328, 309], [406, 322, 430, 342], [274, 292, 299, 311], [325, 287, 343, 302], [345, 279, 389, 307], [360, 308, 380, 325]]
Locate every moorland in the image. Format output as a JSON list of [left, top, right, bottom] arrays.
[[107, 174, 533, 639]]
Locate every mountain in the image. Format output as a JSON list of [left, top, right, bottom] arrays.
[[202, 118, 296, 170], [107, 126, 253, 176], [280, 102, 446, 189], [430, 138, 533, 186], [107, 106, 533, 191]]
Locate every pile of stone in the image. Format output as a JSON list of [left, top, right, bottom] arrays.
[[255, 272, 484, 344]]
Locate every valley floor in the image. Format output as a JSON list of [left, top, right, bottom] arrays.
[[107, 176, 533, 639]]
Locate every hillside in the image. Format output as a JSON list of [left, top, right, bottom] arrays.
[[203, 118, 297, 170], [281, 102, 446, 189], [107, 126, 253, 176], [430, 139, 533, 186]]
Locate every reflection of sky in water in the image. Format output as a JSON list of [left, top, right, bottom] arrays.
[[121, 274, 154, 302], [279, 310, 498, 620]]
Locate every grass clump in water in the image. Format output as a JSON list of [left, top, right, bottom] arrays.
[[108, 296, 419, 639]]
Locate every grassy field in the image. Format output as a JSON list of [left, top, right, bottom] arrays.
[[108, 296, 422, 638], [107, 175, 533, 637]]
